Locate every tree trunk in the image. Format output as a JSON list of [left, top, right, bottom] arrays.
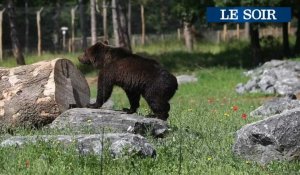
[[78, 0, 87, 49], [36, 7, 43, 56], [236, 24, 240, 39], [0, 9, 5, 61], [244, 22, 249, 40], [177, 28, 181, 40], [140, 4, 145, 45], [6, 0, 25, 65], [112, 0, 119, 46], [183, 21, 193, 52], [52, 0, 61, 52], [102, 0, 108, 41], [71, 6, 77, 52], [90, 0, 97, 45], [118, 1, 131, 51], [112, 0, 131, 51], [295, 15, 300, 55], [25, 0, 29, 53], [0, 58, 90, 128], [249, 23, 262, 66], [127, 0, 131, 40], [223, 24, 227, 41], [282, 22, 290, 58]]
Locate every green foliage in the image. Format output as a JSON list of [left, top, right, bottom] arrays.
[[172, 0, 213, 23]]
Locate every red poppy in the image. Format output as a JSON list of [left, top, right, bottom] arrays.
[[242, 113, 247, 120], [232, 105, 238, 111], [25, 160, 30, 168]]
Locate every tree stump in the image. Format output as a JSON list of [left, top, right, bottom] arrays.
[[0, 58, 90, 128]]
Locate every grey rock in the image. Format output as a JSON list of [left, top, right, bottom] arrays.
[[233, 107, 300, 164], [236, 83, 246, 94], [236, 60, 300, 95], [176, 75, 198, 84], [90, 98, 114, 109], [0, 133, 155, 158], [49, 108, 168, 137], [250, 95, 300, 118]]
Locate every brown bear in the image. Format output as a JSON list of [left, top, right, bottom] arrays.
[[78, 42, 178, 120]]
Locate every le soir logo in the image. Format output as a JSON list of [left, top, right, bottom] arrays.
[[206, 7, 291, 23]]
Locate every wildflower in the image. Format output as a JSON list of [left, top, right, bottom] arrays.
[[232, 105, 238, 111], [87, 119, 92, 123], [207, 157, 212, 161], [242, 113, 247, 120], [25, 160, 30, 168], [224, 112, 229, 117], [188, 108, 193, 112]]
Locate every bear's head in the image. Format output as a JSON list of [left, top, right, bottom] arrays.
[[78, 41, 109, 68]]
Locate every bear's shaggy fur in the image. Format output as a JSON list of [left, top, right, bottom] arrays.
[[78, 42, 178, 120]]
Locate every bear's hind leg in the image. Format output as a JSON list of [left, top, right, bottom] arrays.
[[123, 90, 141, 114]]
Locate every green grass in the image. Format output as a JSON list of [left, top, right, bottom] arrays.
[[1, 40, 300, 174]]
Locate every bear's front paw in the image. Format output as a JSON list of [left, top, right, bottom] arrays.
[[87, 103, 101, 109], [122, 108, 136, 114]]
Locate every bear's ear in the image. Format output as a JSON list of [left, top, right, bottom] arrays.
[[103, 40, 109, 45], [95, 42, 105, 48]]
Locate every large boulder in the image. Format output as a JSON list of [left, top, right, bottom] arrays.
[[233, 107, 300, 164], [49, 108, 168, 137], [250, 95, 300, 118], [0, 133, 155, 158], [236, 60, 300, 95]]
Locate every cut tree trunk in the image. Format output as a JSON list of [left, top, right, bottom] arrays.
[[0, 58, 90, 128]]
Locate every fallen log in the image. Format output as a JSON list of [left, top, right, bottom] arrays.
[[0, 58, 90, 128]]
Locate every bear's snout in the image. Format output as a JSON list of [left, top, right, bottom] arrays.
[[78, 55, 91, 65]]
